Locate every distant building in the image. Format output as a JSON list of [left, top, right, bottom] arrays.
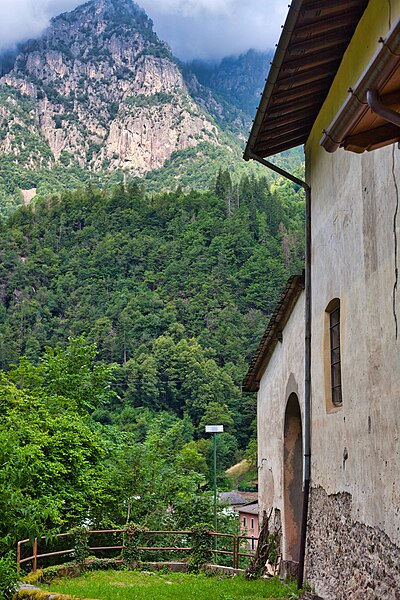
[[238, 501, 259, 553], [243, 1, 400, 598]]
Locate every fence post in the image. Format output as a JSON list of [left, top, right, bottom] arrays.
[[33, 538, 38, 574], [17, 542, 21, 575], [234, 536, 239, 570]]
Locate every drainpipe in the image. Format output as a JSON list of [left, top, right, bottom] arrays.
[[366, 89, 400, 128], [244, 149, 311, 590]]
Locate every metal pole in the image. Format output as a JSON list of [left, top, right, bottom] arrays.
[[213, 432, 217, 550], [298, 184, 312, 590]]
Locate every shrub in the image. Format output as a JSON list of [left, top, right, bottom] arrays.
[[188, 525, 212, 573], [123, 524, 147, 566], [70, 527, 90, 564], [0, 553, 19, 600]]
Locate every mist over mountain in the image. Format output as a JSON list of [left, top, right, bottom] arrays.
[[186, 49, 273, 118]]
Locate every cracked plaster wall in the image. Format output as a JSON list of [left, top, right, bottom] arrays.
[[307, 142, 400, 597], [257, 141, 400, 599], [308, 142, 400, 545]]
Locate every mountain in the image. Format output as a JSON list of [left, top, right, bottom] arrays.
[[0, 0, 303, 218], [186, 49, 273, 117], [0, 0, 219, 175], [0, 0, 274, 216]]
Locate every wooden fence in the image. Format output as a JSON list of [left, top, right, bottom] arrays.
[[17, 528, 258, 574]]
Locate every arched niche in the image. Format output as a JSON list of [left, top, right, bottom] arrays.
[[283, 392, 303, 563]]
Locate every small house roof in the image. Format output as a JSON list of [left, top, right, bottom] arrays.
[[219, 491, 248, 506], [238, 501, 258, 516], [244, 0, 369, 160], [242, 274, 304, 392]]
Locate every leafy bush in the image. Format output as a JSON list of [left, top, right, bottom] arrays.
[[0, 554, 18, 600], [123, 524, 147, 565], [188, 525, 212, 572], [70, 528, 90, 564]]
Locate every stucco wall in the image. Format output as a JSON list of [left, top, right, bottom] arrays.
[[302, 1, 400, 595], [308, 141, 400, 543], [305, 140, 400, 598], [257, 293, 305, 558]]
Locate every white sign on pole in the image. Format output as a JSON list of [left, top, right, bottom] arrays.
[[205, 425, 224, 433]]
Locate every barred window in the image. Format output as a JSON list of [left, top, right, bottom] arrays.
[[329, 300, 342, 407]]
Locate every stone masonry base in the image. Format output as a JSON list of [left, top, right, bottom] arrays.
[[306, 486, 400, 600]]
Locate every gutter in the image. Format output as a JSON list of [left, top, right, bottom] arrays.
[[321, 17, 400, 152], [243, 0, 305, 162], [244, 150, 311, 591]]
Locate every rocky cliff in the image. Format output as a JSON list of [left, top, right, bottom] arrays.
[[0, 0, 219, 175]]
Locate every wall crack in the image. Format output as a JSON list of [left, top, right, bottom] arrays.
[[391, 145, 399, 339]]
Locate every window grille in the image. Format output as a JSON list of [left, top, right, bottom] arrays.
[[329, 303, 342, 406]]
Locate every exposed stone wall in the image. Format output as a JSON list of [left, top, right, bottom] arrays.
[[306, 486, 400, 600]]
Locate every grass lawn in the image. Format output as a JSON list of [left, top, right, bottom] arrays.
[[41, 569, 300, 599]]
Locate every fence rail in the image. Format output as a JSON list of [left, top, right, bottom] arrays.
[[17, 528, 258, 574]]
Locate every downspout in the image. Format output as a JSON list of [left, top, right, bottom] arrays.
[[366, 89, 400, 128], [245, 149, 311, 590]]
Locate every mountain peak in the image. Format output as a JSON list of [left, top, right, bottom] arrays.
[[0, 0, 218, 176], [56, 0, 152, 31]]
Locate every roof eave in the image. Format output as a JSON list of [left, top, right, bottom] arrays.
[[243, 0, 305, 162], [242, 274, 305, 393]]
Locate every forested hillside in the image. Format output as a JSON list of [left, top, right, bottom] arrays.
[[0, 174, 304, 377], [0, 0, 310, 572], [0, 174, 304, 551]]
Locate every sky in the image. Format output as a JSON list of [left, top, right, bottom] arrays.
[[0, 0, 287, 61]]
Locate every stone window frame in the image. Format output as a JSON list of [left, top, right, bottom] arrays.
[[251, 518, 254, 529], [324, 298, 343, 412]]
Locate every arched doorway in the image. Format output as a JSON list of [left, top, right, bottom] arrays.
[[283, 393, 303, 563]]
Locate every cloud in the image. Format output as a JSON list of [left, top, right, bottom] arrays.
[[137, 0, 287, 60], [0, 0, 286, 60], [0, 0, 83, 51]]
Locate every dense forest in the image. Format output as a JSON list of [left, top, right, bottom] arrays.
[[0, 172, 304, 555]]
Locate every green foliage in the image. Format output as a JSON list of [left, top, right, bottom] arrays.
[[10, 336, 117, 413], [70, 527, 90, 564], [0, 175, 304, 555], [188, 525, 212, 572], [123, 524, 147, 565], [0, 554, 18, 600]]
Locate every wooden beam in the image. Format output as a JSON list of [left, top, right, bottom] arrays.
[[255, 133, 308, 156], [258, 120, 312, 143], [292, 8, 363, 42], [281, 45, 348, 75], [276, 62, 339, 91], [343, 122, 400, 152], [287, 26, 355, 56]]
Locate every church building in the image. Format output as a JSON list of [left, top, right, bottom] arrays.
[[243, 1, 400, 598]]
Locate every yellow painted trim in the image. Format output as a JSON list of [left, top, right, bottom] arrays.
[[306, 0, 400, 158]]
